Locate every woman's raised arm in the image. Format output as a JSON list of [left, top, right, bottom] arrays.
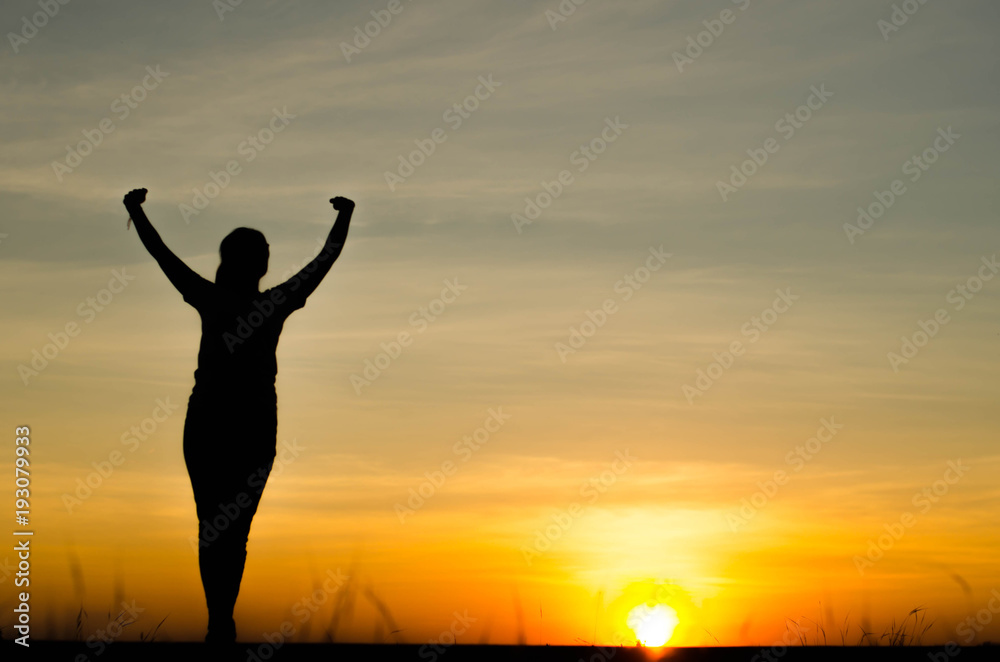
[[274, 196, 354, 307], [123, 188, 212, 306]]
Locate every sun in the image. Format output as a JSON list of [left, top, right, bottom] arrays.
[[627, 603, 680, 647]]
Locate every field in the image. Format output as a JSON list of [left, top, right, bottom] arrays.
[[2, 641, 997, 662]]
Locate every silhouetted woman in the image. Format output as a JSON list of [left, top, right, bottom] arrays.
[[122, 188, 354, 643]]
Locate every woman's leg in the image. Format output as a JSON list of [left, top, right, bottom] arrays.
[[194, 455, 273, 642], [184, 403, 276, 643]]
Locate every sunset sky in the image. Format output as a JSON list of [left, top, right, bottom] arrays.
[[2, 0, 999, 648]]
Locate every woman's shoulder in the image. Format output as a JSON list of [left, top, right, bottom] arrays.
[[258, 285, 308, 317]]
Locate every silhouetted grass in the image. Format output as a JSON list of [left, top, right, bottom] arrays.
[[21, 556, 972, 649]]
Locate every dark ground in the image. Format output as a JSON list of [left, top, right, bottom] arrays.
[[1, 642, 994, 661]]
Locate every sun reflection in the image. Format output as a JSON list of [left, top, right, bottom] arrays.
[[627, 602, 680, 647]]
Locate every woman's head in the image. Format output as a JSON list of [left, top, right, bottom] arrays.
[[216, 227, 269, 291]]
